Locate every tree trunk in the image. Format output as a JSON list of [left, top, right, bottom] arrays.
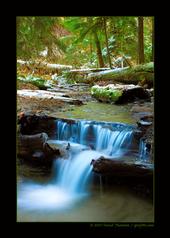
[[103, 17, 112, 69], [152, 17, 154, 61], [93, 31, 105, 68], [138, 16, 145, 64], [90, 36, 93, 64]]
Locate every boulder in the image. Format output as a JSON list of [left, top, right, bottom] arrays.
[[17, 112, 56, 136], [17, 132, 60, 163]]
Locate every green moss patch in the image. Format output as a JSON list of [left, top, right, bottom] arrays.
[[91, 85, 122, 102]]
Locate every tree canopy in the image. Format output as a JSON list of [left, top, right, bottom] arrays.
[[17, 16, 154, 67]]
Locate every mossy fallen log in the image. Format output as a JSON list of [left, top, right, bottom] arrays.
[[91, 84, 150, 103], [64, 68, 111, 82], [86, 62, 154, 87], [64, 63, 153, 87]]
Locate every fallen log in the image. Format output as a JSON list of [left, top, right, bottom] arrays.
[[17, 90, 83, 105], [64, 68, 112, 82], [17, 59, 72, 74], [91, 157, 153, 179], [86, 62, 154, 86], [70, 68, 111, 73], [91, 84, 150, 103], [63, 63, 154, 88]]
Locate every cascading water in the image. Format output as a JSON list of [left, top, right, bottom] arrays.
[[53, 149, 102, 193], [139, 139, 150, 162], [56, 119, 135, 157], [18, 119, 137, 211]]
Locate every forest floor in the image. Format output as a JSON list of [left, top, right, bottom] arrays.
[[17, 82, 92, 117], [17, 81, 154, 122]]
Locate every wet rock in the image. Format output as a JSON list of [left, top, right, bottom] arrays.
[[136, 115, 154, 162], [17, 132, 60, 164], [17, 112, 56, 137], [140, 115, 153, 122], [91, 157, 153, 179], [130, 105, 153, 113], [133, 129, 143, 140], [146, 88, 154, 96], [137, 120, 152, 126], [32, 151, 45, 160]]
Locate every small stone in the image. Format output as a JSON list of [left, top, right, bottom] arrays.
[[138, 120, 152, 126]]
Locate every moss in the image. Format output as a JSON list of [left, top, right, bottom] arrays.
[[86, 63, 154, 86], [17, 75, 52, 90], [91, 86, 122, 102]]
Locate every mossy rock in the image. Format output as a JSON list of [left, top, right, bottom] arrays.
[[91, 85, 123, 103], [91, 84, 150, 104]]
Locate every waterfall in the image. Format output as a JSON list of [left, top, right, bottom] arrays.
[[54, 149, 102, 193], [139, 139, 150, 162], [56, 119, 135, 157], [52, 119, 135, 195], [18, 119, 137, 211]]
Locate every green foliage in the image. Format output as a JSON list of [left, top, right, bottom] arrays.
[[133, 62, 154, 72], [17, 16, 154, 66], [91, 85, 122, 102], [144, 17, 153, 62], [17, 75, 54, 89], [17, 16, 66, 60], [62, 16, 153, 66]]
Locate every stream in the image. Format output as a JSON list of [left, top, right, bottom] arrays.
[[17, 102, 153, 222], [55, 101, 136, 124]]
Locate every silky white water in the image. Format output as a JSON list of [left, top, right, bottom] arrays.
[[17, 119, 151, 218]]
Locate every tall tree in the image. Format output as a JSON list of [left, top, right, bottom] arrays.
[[88, 17, 104, 67], [93, 30, 104, 67], [138, 16, 145, 64], [63, 17, 105, 67], [103, 17, 112, 68]]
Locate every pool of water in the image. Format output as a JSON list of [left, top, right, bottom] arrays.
[[17, 163, 154, 222], [56, 102, 136, 124]]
